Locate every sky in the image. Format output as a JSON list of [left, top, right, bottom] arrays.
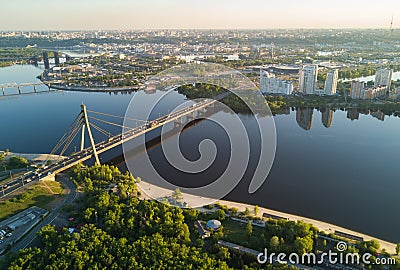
[[0, 0, 399, 30]]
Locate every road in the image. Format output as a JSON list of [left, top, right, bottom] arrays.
[[10, 176, 76, 252]]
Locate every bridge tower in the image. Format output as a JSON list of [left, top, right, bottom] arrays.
[[43, 51, 50, 69], [54, 51, 60, 66], [80, 104, 101, 165]]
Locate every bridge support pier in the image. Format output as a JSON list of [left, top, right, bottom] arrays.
[[33, 85, 37, 92], [186, 111, 195, 121], [17, 86, 21, 94], [174, 118, 183, 128], [1, 87, 4, 96]]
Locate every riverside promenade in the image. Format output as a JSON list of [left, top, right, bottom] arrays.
[[137, 181, 397, 255], [214, 199, 397, 255]]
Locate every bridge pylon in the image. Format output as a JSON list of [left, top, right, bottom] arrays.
[[80, 104, 101, 165]]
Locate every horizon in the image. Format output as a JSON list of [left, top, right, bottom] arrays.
[[1, 28, 400, 32], [1, 0, 399, 31]]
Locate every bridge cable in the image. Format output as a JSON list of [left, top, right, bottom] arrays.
[[87, 115, 136, 130], [60, 123, 83, 156], [87, 110, 147, 123], [47, 115, 83, 157], [89, 122, 113, 138]]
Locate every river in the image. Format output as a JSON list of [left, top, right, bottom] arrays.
[[0, 65, 399, 243]]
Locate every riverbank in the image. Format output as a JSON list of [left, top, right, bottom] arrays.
[[214, 199, 397, 255], [136, 181, 397, 255], [4, 152, 64, 162], [46, 83, 139, 93]]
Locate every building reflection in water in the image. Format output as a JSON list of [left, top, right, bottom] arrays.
[[346, 108, 359, 121], [321, 107, 333, 128], [296, 107, 313, 130], [371, 110, 385, 121]]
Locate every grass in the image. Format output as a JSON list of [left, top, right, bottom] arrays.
[[222, 219, 265, 251], [0, 180, 64, 221]]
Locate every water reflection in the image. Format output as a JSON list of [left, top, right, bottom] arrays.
[[294, 107, 390, 130], [321, 107, 333, 128], [296, 107, 313, 130]]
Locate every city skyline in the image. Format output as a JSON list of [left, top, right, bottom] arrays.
[[0, 0, 399, 30]]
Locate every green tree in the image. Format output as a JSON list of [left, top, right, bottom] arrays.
[[254, 205, 259, 216], [172, 188, 182, 200], [270, 236, 280, 249], [244, 207, 250, 216], [8, 156, 29, 170], [214, 209, 226, 221], [396, 243, 400, 255], [246, 220, 253, 238]]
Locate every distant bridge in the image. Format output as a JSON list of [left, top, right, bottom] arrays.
[[0, 81, 63, 97]]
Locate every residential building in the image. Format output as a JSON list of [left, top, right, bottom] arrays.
[[260, 70, 293, 95], [324, 69, 339, 95], [374, 68, 392, 91], [359, 86, 386, 99], [299, 65, 318, 94], [350, 81, 365, 99]]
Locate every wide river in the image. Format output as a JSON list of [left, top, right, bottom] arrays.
[[1, 65, 399, 243]]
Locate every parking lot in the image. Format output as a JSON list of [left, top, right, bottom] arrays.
[[0, 206, 48, 254]]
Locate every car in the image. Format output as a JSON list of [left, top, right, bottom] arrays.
[[5, 233, 12, 237], [25, 178, 32, 183]]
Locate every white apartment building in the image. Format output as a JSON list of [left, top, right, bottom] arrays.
[[324, 69, 339, 95], [299, 65, 318, 94], [260, 70, 293, 95]]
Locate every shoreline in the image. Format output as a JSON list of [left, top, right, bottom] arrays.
[[214, 199, 397, 255], [3, 152, 65, 162], [46, 83, 139, 93], [136, 181, 397, 255]]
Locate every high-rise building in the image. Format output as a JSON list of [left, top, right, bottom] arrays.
[[260, 70, 293, 95], [350, 81, 365, 99], [299, 65, 318, 94], [374, 68, 392, 91], [324, 69, 338, 95]]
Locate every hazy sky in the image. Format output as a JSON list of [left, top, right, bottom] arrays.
[[1, 0, 399, 30]]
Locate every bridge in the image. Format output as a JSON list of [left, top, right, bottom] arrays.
[[0, 51, 73, 68], [0, 82, 62, 97], [0, 91, 230, 197]]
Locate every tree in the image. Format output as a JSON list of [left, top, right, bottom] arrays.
[[230, 207, 238, 216], [8, 156, 29, 169], [396, 243, 400, 255], [294, 236, 313, 254], [246, 220, 253, 238], [214, 209, 226, 221], [172, 188, 182, 200], [254, 205, 259, 216], [244, 207, 250, 216], [270, 236, 280, 249]]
